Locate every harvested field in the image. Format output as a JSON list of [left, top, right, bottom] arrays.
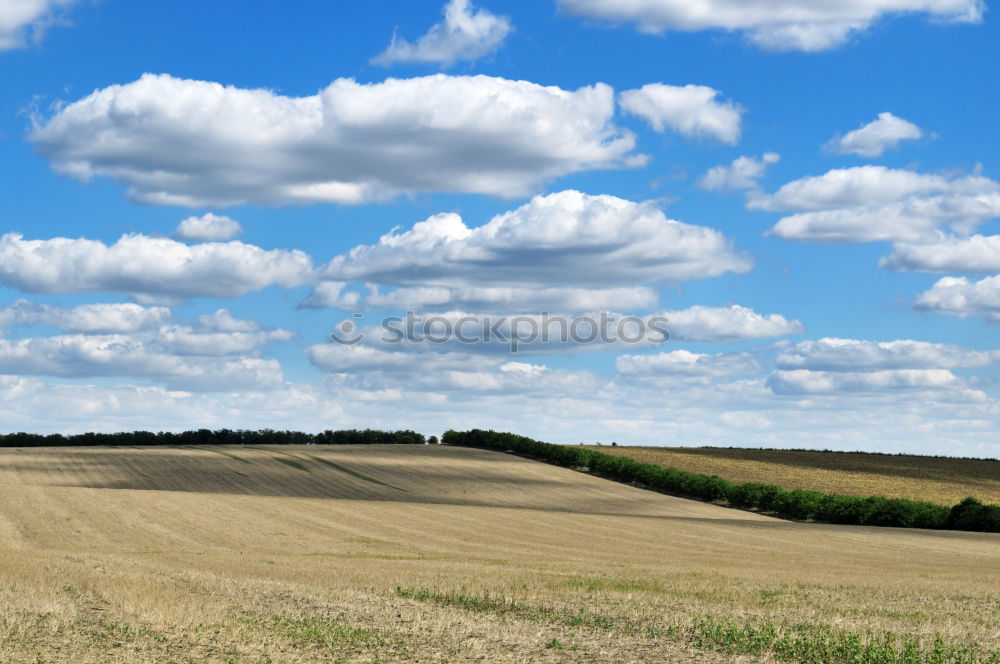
[[0, 444, 997, 663], [579, 445, 1000, 506]]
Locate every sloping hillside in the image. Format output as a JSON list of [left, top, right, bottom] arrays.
[[580, 445, 1000, 505], [0, 444, 996, 663]]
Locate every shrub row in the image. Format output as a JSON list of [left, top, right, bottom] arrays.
[[442, 429, 1000, 534], [0, 428, 425, 447]]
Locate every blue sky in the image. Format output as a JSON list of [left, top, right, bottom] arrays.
[[2, 0, 999, 456]]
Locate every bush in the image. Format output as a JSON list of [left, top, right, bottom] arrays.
[[948, 497, 1000, 533], [773, 489, 826, 521], [443, 429, 997, 534]]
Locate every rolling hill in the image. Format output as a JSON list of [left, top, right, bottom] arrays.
[[579, 445, 1000, 505], [0, 444, 996, 663]]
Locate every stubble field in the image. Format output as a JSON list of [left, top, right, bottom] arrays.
[[580, 445, 1000, 506], [0, 444, 997, 663]]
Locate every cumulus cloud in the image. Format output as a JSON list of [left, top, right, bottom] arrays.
[[879, 234, 1000, 274], [316, 310, 670, 356], [2, 370, 996, 454], [756, 166, 947, 212], [0, 300, 171, 333], [318, 285, 662, 314], [767, 368, 968, 395], [556, 0, 984, 51], [311, 191, 751, 309], [619, 84, 743, 143], [308, 343, 497, 373], [826, 112, 924, 157], [157, 324, 294, 356], [0, 0, 77, 49], [776, 338, 1000, 371], [765, 336, 998, 398], [308, 304, 797, 365], [616, 349, 760, 377], [309, 345, 596, 395], [0, 232, 313, 299], [197, 308, 264, 332], [699, 152, 780, 192], [174, 213, 243, 242], [0, 335, 284, 391], [914, 275, 1000, 321], [30, 73, 638, 206], [309, 340, 593, 396], [298, 282, 362, 310], [0, 306, 293, 391], [0, 377, 358, 435], [372, 0, 512, 66], [658, 305, 804, 343], [759, 166, 1000, 243]]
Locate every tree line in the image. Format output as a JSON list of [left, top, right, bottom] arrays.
[[442, 429, 1000, 534], [0, 428, 426, 447]]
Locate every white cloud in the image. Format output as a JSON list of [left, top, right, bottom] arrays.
[[0, 0, 77, 50], [30, 73, 638, 206], [307, 343, 497, 373], [618, 84, 742, 144], [659, 305, 804, 342], [298, 335, 999, 453], [556, 0, 984, 51], [764, 336, 997, 399], [0, 335, 285, 391], [699, 152, 779, 192], [776, 338, 1000, 371], [0, 300, 171, 333], [759, 166, 1000, 243], [767, 368, 968, 395], [616, 349, 760, 377], [755, 166, 947, 211], [372, 0, 512, 66], [316, 310, 670, 356], [313, 191, 751, 308], [308, 342, 597, 397], [914, 275, 1000, 321], [197, 308, 263, 333], [366, 285, 659, 313], [0, 377, 351, 435], [766, 202, 998, 243], [307, 304, 798, 364], [880, 234, 1000, 273], [305, 284, 659, 314], [157, 325, 294, 356], [500, 361, 548, 376], [298, 282, 361, 310], [827, 112, 924, 157], [174, 213, 243, 242], [0, 232, 313, 299], [0, 306, 293, 390], [0, 359, 998, 455]]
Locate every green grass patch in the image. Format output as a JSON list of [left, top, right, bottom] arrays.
[[690, 616, 999, 664], [269, 614, 392, 651], [396, 586, 998, 664]]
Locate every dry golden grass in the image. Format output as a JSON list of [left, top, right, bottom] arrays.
[[0, 444, 997, 663], [580, 445, 1000, 506]]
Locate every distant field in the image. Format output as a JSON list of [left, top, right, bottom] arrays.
[[579, 445, 1000, 506], [0, 444, 997, 663]]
